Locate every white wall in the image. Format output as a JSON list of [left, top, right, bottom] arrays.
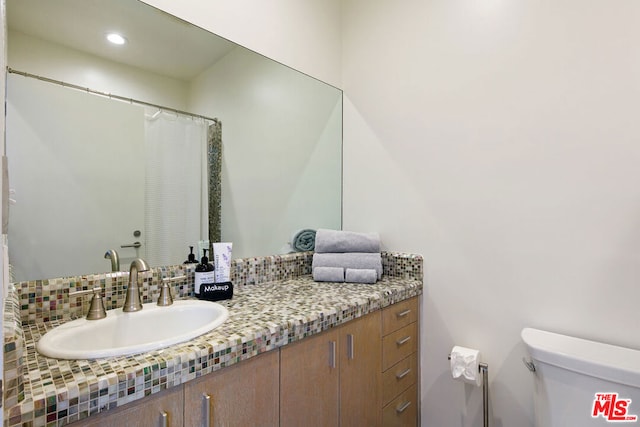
[[342, 0, 640, 426], [141, 0, 342, 89]]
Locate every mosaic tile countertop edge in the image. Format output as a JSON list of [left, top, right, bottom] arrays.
[[4, 251, 423, 426]]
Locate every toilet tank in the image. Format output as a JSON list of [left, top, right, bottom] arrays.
[[521, 327, 640, 427]]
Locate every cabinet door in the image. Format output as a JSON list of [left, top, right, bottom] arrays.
[[280, 329, 340, 427], [184, 350, 279, 427], [339, 311, 382, 427], [76, 386, 183, 427]]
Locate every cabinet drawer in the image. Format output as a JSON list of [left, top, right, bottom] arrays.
[[382, 297, 418, 336], [382, 323, 417, 371], [382, 383, 417, 427], [383, 353, 417, 406]]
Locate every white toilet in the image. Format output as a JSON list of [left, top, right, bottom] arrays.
[[521, 327, 640, 426]]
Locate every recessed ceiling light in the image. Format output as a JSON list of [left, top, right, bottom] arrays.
[[106, 33, 127, 45]]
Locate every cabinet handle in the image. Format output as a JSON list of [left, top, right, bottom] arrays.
[[396, 336, 412, 346], [396, 400, 412, 414], [396, 309, 412, 318], [203, 393, 212, 427], [396, 368, 412, 379], [329, 341, 336, 368], [160, 411, 168, 427], [347, 334, 355, 360]]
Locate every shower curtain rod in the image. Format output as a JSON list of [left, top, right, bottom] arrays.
[[7, 67, 218, 123]]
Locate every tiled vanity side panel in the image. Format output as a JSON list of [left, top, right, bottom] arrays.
[[382, 252, 423, 280], [3, 290, 25, 408]]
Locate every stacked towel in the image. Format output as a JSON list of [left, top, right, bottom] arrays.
[[345, 268, 377, 284], [314, 229, 380, 253], [312, 253, 382, 279], [312, 229, 382, 284], [313, 266, 345, 282]]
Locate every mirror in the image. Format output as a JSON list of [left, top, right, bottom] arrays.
[[6, 0, 342, 282]]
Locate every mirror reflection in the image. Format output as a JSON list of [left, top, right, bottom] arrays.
[[6, 0, 342, 282]]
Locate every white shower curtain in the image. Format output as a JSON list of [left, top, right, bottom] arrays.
[[144, 110, 209, 267]]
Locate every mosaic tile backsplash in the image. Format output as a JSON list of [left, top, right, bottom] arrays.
[[3, 251, 423, 426]]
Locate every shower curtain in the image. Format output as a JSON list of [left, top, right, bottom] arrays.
[[144, 110, 209, 267]]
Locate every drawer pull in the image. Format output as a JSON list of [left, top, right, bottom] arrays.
[[396, 336, 412, 346], [347, 334, 355, 360], [160, 411, 168, 427], [396, 368, 412, 379], [203, 393, 212, 427], [396, 400, 412, 414], [396, 309, 412, 318], [329, 341, 337, 368]]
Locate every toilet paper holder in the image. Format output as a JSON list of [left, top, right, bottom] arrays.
[[448, 353, 489, 427]]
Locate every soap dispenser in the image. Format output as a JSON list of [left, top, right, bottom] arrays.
[[184, 246, 198, 264], [194, 249, 215, 297]]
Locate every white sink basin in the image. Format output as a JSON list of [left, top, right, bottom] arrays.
[[37, 300, 229, 359]]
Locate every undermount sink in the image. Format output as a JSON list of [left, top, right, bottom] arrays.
[[37, 300, 229, 360]]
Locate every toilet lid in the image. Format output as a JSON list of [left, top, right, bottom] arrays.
[[522, 327, 640, 389]]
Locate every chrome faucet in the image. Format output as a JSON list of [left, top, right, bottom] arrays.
[[123, 258, 150, 312], [104, 249, 120, 272]]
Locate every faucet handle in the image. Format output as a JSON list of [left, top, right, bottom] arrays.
[[86, 288, 107, 320], [158, 275, 185, 306], [70, 287, 107, 320]]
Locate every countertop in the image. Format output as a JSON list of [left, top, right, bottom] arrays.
[[6, 272, 422, 426]]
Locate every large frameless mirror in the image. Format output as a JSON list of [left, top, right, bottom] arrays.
[[6, 0, 342, 282]]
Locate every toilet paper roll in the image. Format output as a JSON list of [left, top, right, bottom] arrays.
[[450, 346, 482, 387]]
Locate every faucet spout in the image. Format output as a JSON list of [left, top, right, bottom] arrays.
[[123, 258, 150, 312], [104, 249, 120, 272]]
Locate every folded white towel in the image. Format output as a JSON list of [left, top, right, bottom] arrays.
[[345, 268, 377, 284], [313, 266, 345, 282], [314, 229, 380, 254], [312, 252, 382, 280]]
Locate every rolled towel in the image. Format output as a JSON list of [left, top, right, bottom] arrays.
[[314, 229, 380, 253], [312, 252, 383, 279], [291, 229, 317, 252], [345, 268, 377, 284], [313, 266, 345, 282]]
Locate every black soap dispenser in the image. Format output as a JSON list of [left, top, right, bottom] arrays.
[[184, 246, 198, 264], [194, 249, 215, 297]]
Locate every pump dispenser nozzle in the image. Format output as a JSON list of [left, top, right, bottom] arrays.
[[184, 246, 198, 264]]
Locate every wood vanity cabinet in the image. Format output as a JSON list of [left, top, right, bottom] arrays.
[[339, 311, 383, 426], [67, 298, 419, 426], [280, 310, 382, 427], [280, 327, 340, 426], [183, 350, 280, 427], [75, 385, 184, 427], [381, 296, 420, 426], [74, 351, 278, 427]]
